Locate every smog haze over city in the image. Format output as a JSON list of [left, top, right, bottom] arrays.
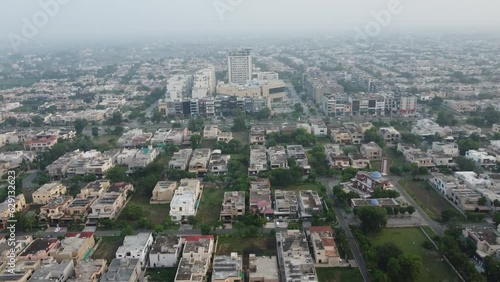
[[1, 1, 500, 282]]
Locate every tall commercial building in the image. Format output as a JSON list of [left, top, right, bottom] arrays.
[[228, 49, 252, 85]]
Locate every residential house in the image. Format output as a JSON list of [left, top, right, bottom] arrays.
[[101, 258, 142, 282], [79, 180, 111, 198], [276, 230, 318, 282], [203, 125, 220, 139], [51, 232, 95, 264], [348, 153, 370, 169], [62, 196, 98, 223], [345, 171, 393, 196], [465, 150, 497, 167], [209, 150, 231, 175], [18, 238, 60, 261], [170, 179, 202, 222], [174, 235, 215, 282], [0, 194, 26, 228], [360, 142, 382, 159], [217, 132, 233, 142], [463, 226, 500, 262], [379, 127, 401, 144], [249, 179, 273, 217], [286, 145, 311, 174], [249, 127, 266, 145], [39, 195, 73, 224], [329, 127, 352, 145], [249, 145, 268, 176], [150, 181, 178, 204], [248, 254, 279, 282], [220, 191, 245, 223], [149, 236, 184, 268], [324, 144, 350, 170], [268, 146, 288, 169], [32, 182, 67, 205], [431, 142, 459, 157], [116, 233, 154, 268], [308, 226, 340, 266], [188, 148, 211, 176], [169, 149, 193, 171], [298, 190, 323, 218], [274, 190, 298, 217], [310, 120, 327, 136], [68, 259, 107, 282], [117, 129, 153, 148], [29, 259, 75, 282], [212, 253, 243, 282]]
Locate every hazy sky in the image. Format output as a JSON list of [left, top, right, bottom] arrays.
[[1, 0, 500, 43]]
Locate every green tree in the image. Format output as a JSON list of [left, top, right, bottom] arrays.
[[154, 224, 164, 234], [5, 117, 17, 126], [121, 203, 144, 220], [105, 166, 128, 183], [190, 134, 202, 149], [82, 173, 97, 182], [406, 206, 416, 215], [457, 139, 480, 155], [91, 127, 99, 137], [484, 255, 500, 282], [120, 225, 134, 237], [231, 111, 247, 132], [151, 109, 162, 124], [478, 196, 488, 206], [31, 115, 44, 127], [113, 126, 124, 136], [256, 107, 271, 120], [364, 128, 385, 147], [74, 119, 88, 135], [441, 209, 461, 222], [375, 243, 403, 271], [356, 206, 388, 234], [188, 116, 204, 132]]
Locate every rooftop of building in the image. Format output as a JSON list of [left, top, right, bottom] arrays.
[[100, 258, 140, 282], [150, 236, 180, 254], [212, 253, 242, 280]]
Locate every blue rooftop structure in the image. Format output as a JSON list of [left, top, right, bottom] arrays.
[[370, 199, 379, 206], [370, 171, 383, 179]]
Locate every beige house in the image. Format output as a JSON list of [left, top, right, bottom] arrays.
[[188, 148, 211, 176], [217, 132, 233, 142], [308, 226, 340, 266], [463, 227, 500, 260], [348, 153, 370, 169], [62, 196, 98, 223], [87, 192, 126, 225], [203, 125, 220, 139], [360, 142, 382, 159], [32, 182, 67, 205], [68, 259, 107, 282], [0, 194, 26, 228], [249, 127, 266, 145], [79, 180, 111, 198], [39, 196, 73, 223], [220, 191, 245, 223], [249, 254, 279, 282], [212, 253, 243, 282], [51, 232, 95, 264], [150, 181, 178, 204], [329, 128, 352, 144]]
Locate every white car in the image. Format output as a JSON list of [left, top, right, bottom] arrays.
[[54, 227, 61, 232]]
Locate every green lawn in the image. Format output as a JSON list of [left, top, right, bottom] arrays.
[[275, 182, 326, 196], [118, 193, 172, 227], [398, 179, 457, 221], [146, 268, 177, 282], [195, 187, 224, 227], [92, 237, 123, 263], [217, 234, 277, 268], [369, 228, 458, 282], [316, 267, 363, 282]]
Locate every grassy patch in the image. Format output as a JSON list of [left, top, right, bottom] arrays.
[[232, 131, 249, 145], [92, 237, 123, 263], [195, 187, 224, 227], [398, 179, 456, 221], [118, 193, 172, 227], [315, 137, 332, 147], [369, 228, 458, 282], [91, 134, 118, 151], [316, 267, 363, 282], [370, 160, 381, 171], [217, 234, 277, 268], [147, 268, 177, 282], [383, 147, 406, 166], [275, 182, 326, 196]]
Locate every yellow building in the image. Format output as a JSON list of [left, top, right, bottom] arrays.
[[216, 80, 287, 107], [0, 194, 26, 228], [32, 182, 67, 205]]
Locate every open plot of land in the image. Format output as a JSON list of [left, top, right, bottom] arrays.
[[398, 179, 456, 221], [146, 268, 177, 282], [217, 235, 277, 269], [275, 182, 326, 195], [369, 228, 458, 282], [195, 187, 224, 227], [119, 193, 171, 227], [232, 131, 249, 145], [316, 267, 363, 282], [92, 237, 123, 263]]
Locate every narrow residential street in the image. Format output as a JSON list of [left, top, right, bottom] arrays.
[[318, 177, 371, 282]]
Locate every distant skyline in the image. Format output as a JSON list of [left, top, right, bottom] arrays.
[[1, 0, 500, 45]]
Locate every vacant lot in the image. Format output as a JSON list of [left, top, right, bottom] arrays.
[[217, 234, 277, 269], [232, 131, 249, 145], [118, 193, 171, 227], [146, 268, 177, 282], [195, 187, 224, 227], [369, 228, 458, 282], [398, 179, 456, 221], [316, 267, 363, 282], [92, 237, 123, 263], [275, 182, 326, 196]]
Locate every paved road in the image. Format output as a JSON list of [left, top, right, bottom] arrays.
[[318, 177, 371, 282], [15, 227, 288, 238], [22, 170, 39, 189], [389, 176, 445, 235]]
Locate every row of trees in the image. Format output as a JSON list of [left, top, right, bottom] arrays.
[[267, 128, 316, 147]]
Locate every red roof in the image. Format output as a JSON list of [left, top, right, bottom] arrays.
[[183, 235, 214, 241], [66, 232, 94, 238], [309, 226, 334, 234]]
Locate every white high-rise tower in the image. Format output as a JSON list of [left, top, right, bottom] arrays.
[[227, 49, 252, 85]]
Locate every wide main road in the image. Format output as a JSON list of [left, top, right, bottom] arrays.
[[319, 177, 371, 282]]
